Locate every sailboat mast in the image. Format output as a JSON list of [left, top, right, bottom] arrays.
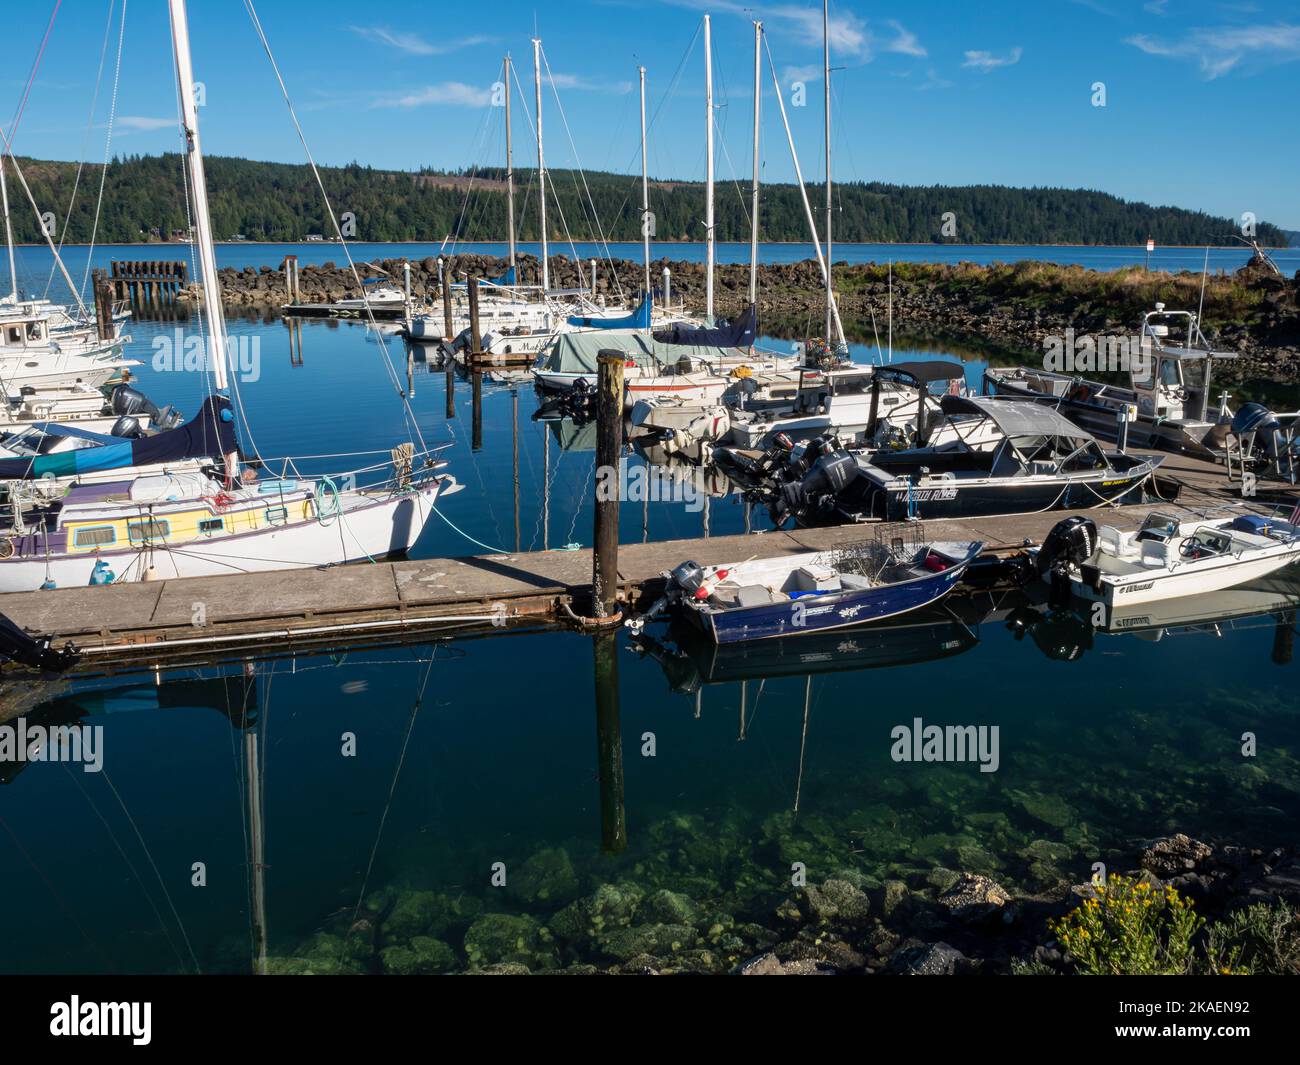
[[169, 0, 227, 389], [823, 0, 833, 343], [504, 55, 516, 271], [704, 13, 715, 321], [533, 38, 549, 292], [748, 21, 762, 306], [0, 157, 15, 302], [169, 0, 238, 480], [639, 66, 651, 302]]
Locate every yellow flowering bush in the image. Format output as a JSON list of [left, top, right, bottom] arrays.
[[1050, 874, 1203, 975]]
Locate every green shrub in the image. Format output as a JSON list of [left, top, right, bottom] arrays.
[[1202, 902, 1300, 975], [1050, 874, 1203, 975]]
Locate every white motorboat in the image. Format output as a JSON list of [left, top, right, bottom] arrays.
[[1036, 511, 1300, 608]]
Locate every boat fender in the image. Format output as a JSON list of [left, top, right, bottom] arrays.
[[1068, 383, 1092, 404], [89, 559, 116, 586]]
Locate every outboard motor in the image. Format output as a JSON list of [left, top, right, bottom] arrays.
[[110, 384, 182, 430], [1231, 402, 1282, 460], [1036, 515, 1098, 606], [109, 416, 144, 438], [805, 448, 859, 496], [668, 560, 705, 598]]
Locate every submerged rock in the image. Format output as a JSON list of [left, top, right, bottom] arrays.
[[599, 923, 699, 962], [381, 935, 458, 975], [798, 878, 872, 928], [507, 847, 580, 908], [937, 874, 1013, 923], [463, 913, 558, 971]]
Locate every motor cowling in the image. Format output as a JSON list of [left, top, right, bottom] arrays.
[[669, 561, 704, 596], [109, 416, 144, 438], [1037, 516, 1098, 575]]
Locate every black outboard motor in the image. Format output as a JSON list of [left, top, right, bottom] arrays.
[[1037, 515, 1098, 606], [0, 613, 77, 672]]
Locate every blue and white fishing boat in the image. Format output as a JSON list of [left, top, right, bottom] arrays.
[[641, 530, 984, 643]]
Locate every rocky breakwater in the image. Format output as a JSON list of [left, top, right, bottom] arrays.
[[206, 252, 1300, 383]]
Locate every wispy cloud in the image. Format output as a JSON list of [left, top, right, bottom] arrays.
[[549, 73, 634, 95], [918, 67, 952, 91], [349, 26, 493, 56], [1143, 0, 1169, 13], [117, 116, 174, 132], [376, 83, 493, 108], [886, 20, 926, 58], [1127, 22, 1300, 78], [962, 47, 1023, 72]]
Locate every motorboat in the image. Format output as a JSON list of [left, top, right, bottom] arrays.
[[984, 303, 1237, 458], [771, 395, 1166, 526], [632, 528, 983, 642], [1035, 511, 1300, 608]]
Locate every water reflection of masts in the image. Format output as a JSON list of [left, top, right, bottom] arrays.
[[542, 428, 550, 551], [513, 388, 521, 552], [245, 726, 268, 975], [793, 675, 812, 815], [592, 630, 627, 852]]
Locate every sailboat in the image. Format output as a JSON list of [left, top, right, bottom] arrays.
[[0, 0, 459, 592]]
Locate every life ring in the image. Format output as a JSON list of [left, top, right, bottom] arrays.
[[0, 537, 14, 560]]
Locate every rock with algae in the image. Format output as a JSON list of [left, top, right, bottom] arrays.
[[380, 935, 458, 975], [506, 847, 581, 908], [463, 913, 558, 971]]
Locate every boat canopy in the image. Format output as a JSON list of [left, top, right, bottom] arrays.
[[567, 293, 653, 330], [539, 330, 736, 376], [873, 360, 966, 389], [0, 395, 238, 480], [939, 394, 1094, 440], [654, 304, 757, 348]]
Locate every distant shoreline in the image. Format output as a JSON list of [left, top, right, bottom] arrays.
[[9, 239, 1297, 251]]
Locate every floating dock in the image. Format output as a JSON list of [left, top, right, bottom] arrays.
[[1, 441, 1293, 675]]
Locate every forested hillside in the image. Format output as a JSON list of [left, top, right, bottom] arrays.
[[3, 154, 1286, 247]]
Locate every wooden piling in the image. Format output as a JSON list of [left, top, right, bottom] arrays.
[[471, 370, 483, 451], [467, 277, 482, 357], [440, 261, 453, 341], [592, 351, 626, 619], [592, 629, 627, 853], [445, 360, 455, 419]]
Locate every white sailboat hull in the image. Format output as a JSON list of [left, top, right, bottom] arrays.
[[0, 479, 450, 593]]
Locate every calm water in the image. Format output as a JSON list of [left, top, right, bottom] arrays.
[[2, 304, 1300, 975], [4, 240, 1298, 291]]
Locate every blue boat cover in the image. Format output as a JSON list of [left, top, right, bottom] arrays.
[[488, 266, 518, 287], [0, 395, 239, 480], [654, 303, 757, 348], [568, 293, 652, 330]]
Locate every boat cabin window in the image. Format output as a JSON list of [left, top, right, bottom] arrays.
[[73, 526, 117, 548], [126, 518, 170, 544], [1159, 360, 1181, 388], [4, 325, 23, 345], [198, 518, 224, 535]]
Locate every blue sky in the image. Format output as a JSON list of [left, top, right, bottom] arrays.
[[4, 1, 1298, 228]]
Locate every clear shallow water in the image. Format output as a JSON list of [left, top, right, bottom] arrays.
[[2, 310, 1299, 974]]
